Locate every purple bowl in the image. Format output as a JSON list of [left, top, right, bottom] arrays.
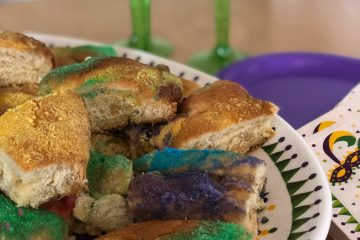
[[218, 52, 360, 129]]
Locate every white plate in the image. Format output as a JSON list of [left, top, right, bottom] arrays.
[[28, 32, 332, 240]]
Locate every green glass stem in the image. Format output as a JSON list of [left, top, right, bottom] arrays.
[[214, 44, 233, 60], [215, 0, 230, 47], [129, 0, 151, 50], [114, 0, 173, 57], [187, 0, 247, 75]]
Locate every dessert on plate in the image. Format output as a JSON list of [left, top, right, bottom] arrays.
[[0, 31, 278, 240]]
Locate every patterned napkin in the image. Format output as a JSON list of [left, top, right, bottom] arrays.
[[298, 84, 360, 240]]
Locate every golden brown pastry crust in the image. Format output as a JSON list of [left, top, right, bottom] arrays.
[[97, 220, 199, 240], [181, 79, 201, 97], [0, 83, 39, 116], [156, 80, 278, 147], [182, 80, 277, 118], [0, 91, 90, 172], [0, 31, 54, 67], [0, 92, 34, 115]]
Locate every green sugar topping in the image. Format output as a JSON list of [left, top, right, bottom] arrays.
[[70, 45, 117, 56], [78, 77, 108, 89], [40, 56, 112, 95], [76, 76, 108, 100], [161, 221, 252, 240], [0, 193, 68, 240], [87, 150, 133, 197], [76, 74, 136, 101], [39, 56, 183, 99], [52, 44, 116, 58]]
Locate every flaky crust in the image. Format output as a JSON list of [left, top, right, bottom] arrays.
[[97, 220, 199, 240], [0, 91, 90, 172], [156, 80, 278, 147], [182, 80, 277, 118], [0, 31, 54, 67]]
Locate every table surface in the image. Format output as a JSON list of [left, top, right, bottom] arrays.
[[1, 0, 354, 239], [1, 0, 360, 66]]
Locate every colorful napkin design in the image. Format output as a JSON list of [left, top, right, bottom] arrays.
[[298, 104, 360, 139], [298, 84, 360, 239]]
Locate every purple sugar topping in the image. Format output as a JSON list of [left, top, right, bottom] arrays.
[[128, 172, 246, 222]]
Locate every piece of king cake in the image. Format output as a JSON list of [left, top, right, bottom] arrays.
[[0, 31, 54, 86], [71, 150, 133, 235], [72, 192, 131, 235], [133, 148, 266, 192], [39, 56, 183, 132], [0, 91, 91, 208], [130, 148, 266, 236], [87, 150, 133, 197], [153, 80, 278, 154], [128, 171, 259, 234]]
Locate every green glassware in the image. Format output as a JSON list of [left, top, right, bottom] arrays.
[[188, 0, 247, 75], [115, 0, 173, 57]]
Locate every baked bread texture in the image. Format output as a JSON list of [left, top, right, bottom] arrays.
[[91, 131, 132, 158], [51, 45, 117, 67], [132, 148, 265, 236], [72, 151, 133, 235], [128, 171, 261, 234], [87, 150, 133, 198], [73, 192, 130, 235], [40, 56, 183, 132], [0, 91, 91, 207], [97, 220, 252, 240], [0, 31, 54, 86], [125, 123, 162, 159], [154, 80, 278, 153]]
